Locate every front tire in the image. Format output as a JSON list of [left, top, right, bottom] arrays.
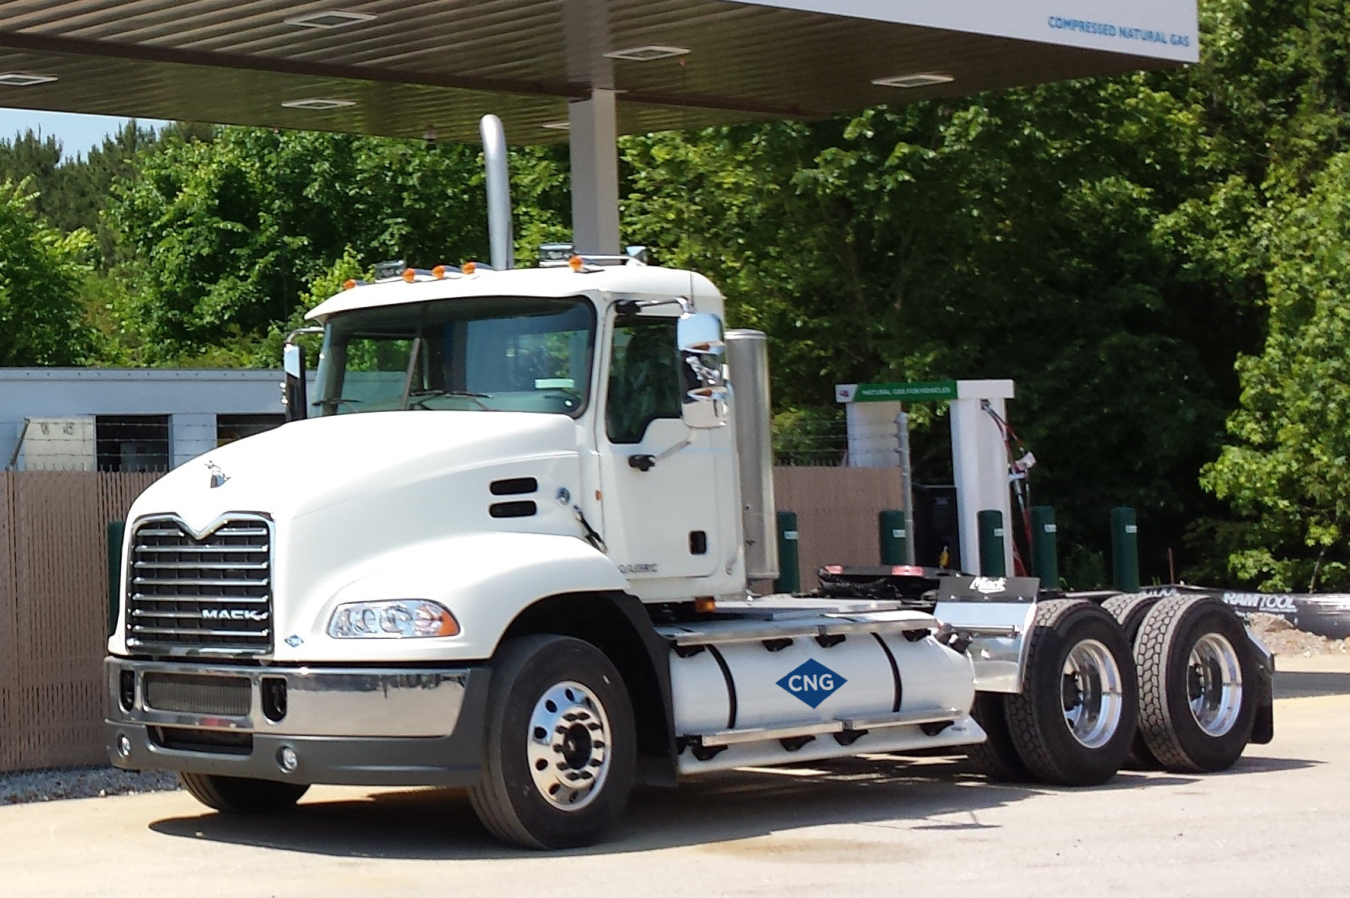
[[469, 635, 636, 849], [178, 772, 308, 813], [1003, 600, 1139, 786], [1134, 596, 1256, 772]]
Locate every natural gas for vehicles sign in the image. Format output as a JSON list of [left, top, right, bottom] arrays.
[[732, 0, 1200, 63]]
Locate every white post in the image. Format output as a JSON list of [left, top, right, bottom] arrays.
[[949, 380, 1015, 573], [569, 88, 620, 254]]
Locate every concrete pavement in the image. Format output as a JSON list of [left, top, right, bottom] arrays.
[[4, 689, 1346, 898]]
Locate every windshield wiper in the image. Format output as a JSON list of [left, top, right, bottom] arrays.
[[314, 397, 363, 413], [406, 389, 491, 410]]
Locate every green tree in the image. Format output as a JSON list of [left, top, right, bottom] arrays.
[[107, 128, 569, 364], [1203, 152, 1350, 591], [0, 180, 95, 365]]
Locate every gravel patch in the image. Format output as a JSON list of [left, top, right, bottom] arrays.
[[0, 767, 180, 805], [1248, 612, 1350, 657]]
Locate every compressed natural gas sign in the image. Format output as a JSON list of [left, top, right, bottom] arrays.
[[836, 380, 958, 403], [732, 0, 1200, 63]]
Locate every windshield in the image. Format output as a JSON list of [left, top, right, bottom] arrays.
[[315, 296, 595, 417]]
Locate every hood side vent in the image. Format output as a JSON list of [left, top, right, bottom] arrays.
[[490, 500, 538, 518], [490, 477, 538, 496]]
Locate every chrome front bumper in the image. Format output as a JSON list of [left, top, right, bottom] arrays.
[[105, 658, 490, 786]]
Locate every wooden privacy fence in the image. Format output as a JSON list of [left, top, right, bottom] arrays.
[[772, 467, 906, 590], [0, 466, 903, 774], [0, 472, 158, 773]]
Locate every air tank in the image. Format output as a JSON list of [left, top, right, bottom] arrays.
[[725, 330, 778, 580]]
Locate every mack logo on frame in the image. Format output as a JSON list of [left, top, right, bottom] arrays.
[[776, 659, 847, 709]]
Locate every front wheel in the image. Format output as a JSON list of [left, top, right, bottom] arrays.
[[1003, 600, 1139, 786], [178, 772, 308, 813], [468, 635, 636, 849]]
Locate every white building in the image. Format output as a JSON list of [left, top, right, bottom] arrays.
[[1, 368, 300, 471]]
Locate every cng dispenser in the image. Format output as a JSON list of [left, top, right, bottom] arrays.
[[835, 379, 1022, 574]]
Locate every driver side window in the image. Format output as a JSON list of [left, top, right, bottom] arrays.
[[606, 316, 680, 444]]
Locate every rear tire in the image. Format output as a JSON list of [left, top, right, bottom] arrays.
[[178, 772, 308, 813], [1134, 596, 1256, 773], [468, 634, 636, 849], [1003, 600, 1139, 786], [1102, 593, 1163, 769]]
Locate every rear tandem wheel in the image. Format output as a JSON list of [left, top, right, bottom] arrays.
[[1133, 596, 1257, 773], [969, 599, 1139, 786]]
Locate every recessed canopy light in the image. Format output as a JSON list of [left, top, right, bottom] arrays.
[[872, 73, 955, 89], [540, 120, 570, 130], [284, 10, 377, 29], [0, 72, 59, 87], [604, 45, 690, 62], [281, 97, 357, 110]]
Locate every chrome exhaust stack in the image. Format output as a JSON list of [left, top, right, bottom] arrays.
[[479, 114, 514, 270]]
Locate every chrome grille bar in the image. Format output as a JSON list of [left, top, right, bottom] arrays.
[[125, 515, 274, 654]]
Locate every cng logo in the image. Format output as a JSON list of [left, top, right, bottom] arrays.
[[776, 659, 847, 709]]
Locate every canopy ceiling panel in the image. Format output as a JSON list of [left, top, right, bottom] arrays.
[[0, 1, 1197, 142]]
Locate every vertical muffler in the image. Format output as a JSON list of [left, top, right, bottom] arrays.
[[479, 114, 514, 270]]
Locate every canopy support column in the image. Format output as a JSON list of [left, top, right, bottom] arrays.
[[569, 87, 620, 255]]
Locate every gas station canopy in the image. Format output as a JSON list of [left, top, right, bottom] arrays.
[[0, 1, 1199, 143]]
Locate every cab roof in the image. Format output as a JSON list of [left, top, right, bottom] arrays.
[[305, 264, 724, 323]]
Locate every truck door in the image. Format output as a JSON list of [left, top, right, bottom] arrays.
[[596, 309, 725, 584]]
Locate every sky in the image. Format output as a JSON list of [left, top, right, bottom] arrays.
[[0, 107, 171, 161]]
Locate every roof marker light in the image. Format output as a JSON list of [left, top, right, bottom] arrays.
[[568, 256, 585, 272], [281, 97, 356, 110], [284, 11, 377, 29], [342, 278, 357, 291], [432, 265, 447, 279], [0, 72, 59, 87], [462, 261, 477, 275], [871, 72, 955, 89], [604, 45, 690, 62], [402, 268, 417, 283]]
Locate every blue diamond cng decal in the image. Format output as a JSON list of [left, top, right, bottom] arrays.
[[776, 658, 847, 709]]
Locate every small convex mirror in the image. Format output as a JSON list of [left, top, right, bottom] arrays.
[[282, 343, 308, 423], [677, 312, 729, 429]]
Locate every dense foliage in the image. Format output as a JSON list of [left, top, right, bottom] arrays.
[[1, 0, 1347, 588]]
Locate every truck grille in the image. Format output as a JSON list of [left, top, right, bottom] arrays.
[[126, 515, 273, 654]]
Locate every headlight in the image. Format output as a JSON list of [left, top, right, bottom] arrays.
[[327, 600, 460, 639]]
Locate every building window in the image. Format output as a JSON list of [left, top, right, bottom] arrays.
[[95, 415, 171, 472], [217, 414, 285, 445]]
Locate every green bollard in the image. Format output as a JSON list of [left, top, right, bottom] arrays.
[[977, 509, 1007, 577], [107, 520, 125, 638], [1111, 507, 1140, 592], [775, 510, 801, 594], [878, 509, 908, 566], [1031, 506, 1059, 588]]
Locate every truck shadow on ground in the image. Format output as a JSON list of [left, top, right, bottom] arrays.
[[146, 752, 1316, 861]]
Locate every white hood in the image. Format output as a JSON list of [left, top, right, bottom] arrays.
[[129, 410, 580, 533], [120, 410, 588, 661]]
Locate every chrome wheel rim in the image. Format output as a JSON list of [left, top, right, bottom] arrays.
[[1187, 633, 1243, 737], [1061, 639, 1125, 749], [527, 680, 611, 811]]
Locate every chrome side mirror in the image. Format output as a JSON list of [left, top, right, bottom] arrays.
[[282, 327, 322, 423], [677, 313, 729, 429]]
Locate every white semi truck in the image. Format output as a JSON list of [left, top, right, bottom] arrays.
[[105, 118, 1272, 849]]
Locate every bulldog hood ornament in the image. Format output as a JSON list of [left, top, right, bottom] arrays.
[[205, 460, 230, 489]]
